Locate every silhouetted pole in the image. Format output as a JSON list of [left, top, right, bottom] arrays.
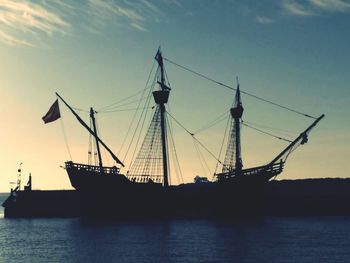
[[160, 104, 168, 187], [231, 84, 244, 176], [269, 114, 325, 165], [90, 107, 103, 173], [154, 49, 170, 187]]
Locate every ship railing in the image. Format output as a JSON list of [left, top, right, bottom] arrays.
[[216, 161, 284, 180], [65, 161, 120, 175]]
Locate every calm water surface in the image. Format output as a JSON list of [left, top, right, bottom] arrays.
[[0, 194, 349, 263]]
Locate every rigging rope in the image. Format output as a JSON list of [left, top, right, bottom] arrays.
[[164, 57, 317, 119], [126, 64, 167, 171], [192, 138, 212, 177], [59, 117, 73, 161], [164, 66, 172, 88], [99, 107, 153, 113], [124, 82, 155, 165], [242, 119, 298, 136], [167, 105, 184, 184], [118, 61, 157, 160], [99, 97, 150, 112], [166, 111, 222, 164], [241, 121, 292, 143], [72, 107, 89, 113], [127, 105, 163, 183], [95, 114, 111, 165], [98, 84, 154, 112], [193, 110, 229, 134], [214, 113, 231, 177]]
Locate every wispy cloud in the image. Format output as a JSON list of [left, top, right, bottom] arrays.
[[309, 0, 350, 12], [0, 0, 70, 46], [282, 0, 350, 16], [130, 22, 147, 32], [0, 0, 168, 46], [140, 0, 160, 14], [256, 16, 274, 24], [87, 0, 163, 33], [3, 0, 347, 48], [282, 0, 315, 16], [163, 0, 183, 8], [0, 29, 32, 46]]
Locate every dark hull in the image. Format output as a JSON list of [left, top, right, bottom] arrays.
[[5, 178, 350, 218], [66, 165, 270, 219]]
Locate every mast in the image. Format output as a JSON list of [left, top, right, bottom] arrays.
[[222, 82, 244, 174], [231, 83, 244, 175], [154, 49, 170, 187], [90, 107, 103, 172], [55, 92, 125, 167]]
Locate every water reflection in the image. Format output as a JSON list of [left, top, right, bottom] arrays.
[[1, 214, 350, 262]]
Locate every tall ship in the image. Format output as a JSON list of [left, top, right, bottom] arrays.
[[46, 49, 324, 218]]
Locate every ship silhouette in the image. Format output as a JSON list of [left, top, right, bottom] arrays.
[[51, 49, 324, 218]]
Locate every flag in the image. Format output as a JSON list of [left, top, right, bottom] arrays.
[[155, 48, 162, 65], [42, 99, 61, 124]]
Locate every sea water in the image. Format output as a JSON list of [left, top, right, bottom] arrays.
[[0, 193, 349, 263]]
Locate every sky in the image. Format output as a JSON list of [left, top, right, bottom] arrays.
[[0, 0, 349, 192]]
